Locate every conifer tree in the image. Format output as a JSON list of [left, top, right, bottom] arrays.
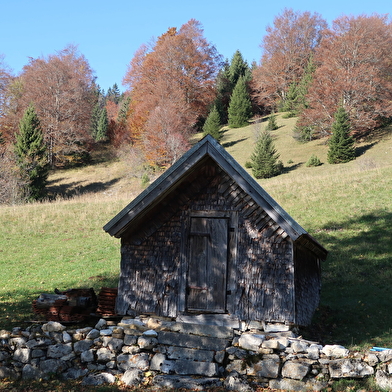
[[90, 102, 101, 140], [266, 111, 279, 131], [228, 76, 252, 128], [229, 50, 251, 86], [250, 129, 283, 178], [96, 107, 108, 141], [327, 105, 356, 164], [203, 105, 221, 140], [14, 104, 49, 200]]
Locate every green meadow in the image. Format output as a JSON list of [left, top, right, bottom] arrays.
[[1, 113, 392, 352]]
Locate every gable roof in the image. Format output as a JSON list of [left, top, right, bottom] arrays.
[[104, 135, 327, 259]]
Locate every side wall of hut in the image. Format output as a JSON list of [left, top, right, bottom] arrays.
[[294, 244, 322, 325], [116, 160, 297, 323]]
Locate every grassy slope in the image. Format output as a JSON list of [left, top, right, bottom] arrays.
[[1, 115, 392, 350]]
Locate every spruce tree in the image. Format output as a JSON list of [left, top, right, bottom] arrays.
[[228, 76, 252, 128], [229, 50, 250, 87], [203, 105, 221, 140], [266, 111, 279, 131], [90, 102, 101, 140], [96, 108, 108, 141], [250, 130, 283, 179], [327, 105, 356, 164], [14, 104, 49, 201]]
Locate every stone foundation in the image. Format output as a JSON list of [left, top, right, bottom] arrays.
[[1, 316, 391, 391]]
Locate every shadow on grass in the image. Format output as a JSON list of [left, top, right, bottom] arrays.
[[355, 142, 377, 157], [0, 272, 119, 331], [282, 162, 303, 174], [221, 138, 248, 148], [46, 178, 121, 199], [302, 209, 392, 347]]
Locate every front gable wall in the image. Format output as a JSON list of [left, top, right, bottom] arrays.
[[116, 159, 296, 323]]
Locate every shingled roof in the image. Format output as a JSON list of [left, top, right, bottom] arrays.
[[103, 135, 327, 259]]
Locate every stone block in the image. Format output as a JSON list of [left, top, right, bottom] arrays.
[[329, 359, 374, 378], [250, 355, 280, 378], [153, 374, 222, 390], [117, 352, 150, 371], [81, 372, 115, 386], [158, 331, 229, 351], [122, 368, 143, 386], [170, 322, 234, 339], [22, 364, 43, 380], [166, 346, 214, 362], [40, 358, 66, 374], [322, 344, 349, 358], [270, 378, 327, 392], [262, 339, 286, 350], [137, 335, 158, 350], [150, 353, 166, 371], [282, 361, 310, 380], [97, 347, 116, 362], [81, 349, 95, 363], [42, 322, 65, 333], [13, 348, 31, 363], [172, 359, 218, 377], [238, 333, 265, 351], [74, 339, 93, 354], [376, 369, 392, 390]]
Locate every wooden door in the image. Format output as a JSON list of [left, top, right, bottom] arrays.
[[187, 216, 228, 313]]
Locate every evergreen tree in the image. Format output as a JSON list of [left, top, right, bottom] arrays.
[[229, 50, 251, 86], [96, 107, 108, 141], [214, 61, 232, 124], [228, 76, 252, 128], [107, 83, 121, 104], [203, 105, 221, 140], [90, 102, 101, 140], [266, 111, 279, 130], [250, 129, 283, 179], [327, 105, 356, 164], [14, 104, 49, 201]]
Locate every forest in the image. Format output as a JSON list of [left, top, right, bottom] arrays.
[[0, 9, 391, 204]]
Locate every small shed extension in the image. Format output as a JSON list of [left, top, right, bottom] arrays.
[[104, 135, 327, 326]]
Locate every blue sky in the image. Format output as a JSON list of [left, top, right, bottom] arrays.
[[1, 0, 390, 92]]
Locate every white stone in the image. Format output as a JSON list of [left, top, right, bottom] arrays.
[[42, 322, 66, 333], [150, 353, 166, 371], [238, 334, 265, 351], [95, 319, 107, 330], [122, 369, 143, 386], [100, 328, 113, 336], [86, 329, 100, 340], [282, 361, 310, 380], [322, 344, 349, 358], [62, 331, 72, 343], [143, 329, 158, 337]]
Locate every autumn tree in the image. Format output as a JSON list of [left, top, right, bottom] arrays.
[[252, 8, 327, 111], [299, 14, 392, 139], [228, 76, 252, 128], [6, 45, 95, 167], [327, 105, 356, 164], [14, 104, 49, 201], [123, 19, 222, 165]]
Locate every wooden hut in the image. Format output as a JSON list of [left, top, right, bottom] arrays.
[[104, 135, 327, 326]]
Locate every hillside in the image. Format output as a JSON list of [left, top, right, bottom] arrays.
[[1, 113, 392, 348]]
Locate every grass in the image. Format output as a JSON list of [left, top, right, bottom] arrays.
[[1, 114, 392, 352]]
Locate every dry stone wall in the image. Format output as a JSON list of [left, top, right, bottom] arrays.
[[1, 317, 392, 391]]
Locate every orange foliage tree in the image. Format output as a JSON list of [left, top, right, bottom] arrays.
[[4, 45, 95, 167], [299, 14, 392, 138], [123, 19, 222, 166], [252, 8, 327, 111]]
